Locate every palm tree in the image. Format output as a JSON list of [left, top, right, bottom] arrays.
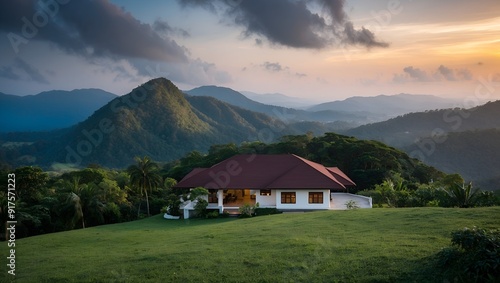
[[127, 156, 162, 217], [444, 182, 480, 208], [61, 177, 85, 229], [61, 177, 105, 229]]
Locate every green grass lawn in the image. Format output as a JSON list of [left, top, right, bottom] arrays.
[[6, 207, 500, 282]]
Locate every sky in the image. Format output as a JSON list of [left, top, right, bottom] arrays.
[[0, 0, 499, 102]]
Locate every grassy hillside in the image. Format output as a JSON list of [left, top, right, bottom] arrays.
[[9, 207, 500, 282]]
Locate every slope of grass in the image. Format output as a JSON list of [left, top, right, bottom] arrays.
[[7, 207, 500, 282]]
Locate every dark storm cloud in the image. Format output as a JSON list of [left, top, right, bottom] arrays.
[[178, 0, 388, 49], [344, 22, 389, 48], [231, 0, 329, 48], [0, 0, 188, 62]]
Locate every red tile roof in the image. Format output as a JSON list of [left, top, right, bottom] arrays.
[[326, 167, 356, 186], [175, 154, 354, 191]]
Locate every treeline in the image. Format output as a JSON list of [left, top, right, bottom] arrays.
[[1, 132, 498, 240], [358, 173, 499, 208], [164, 132, 445, 191], [0, 161, 176, 240]]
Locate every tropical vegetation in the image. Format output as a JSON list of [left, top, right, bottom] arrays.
[[1, 133, 498, 240]]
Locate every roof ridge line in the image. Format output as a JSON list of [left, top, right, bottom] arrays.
[[293, 155, 346, 189]]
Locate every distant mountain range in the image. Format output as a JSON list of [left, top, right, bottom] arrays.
[[344, 100, 500, 190], [240, 91, 318, 108], [0, 78, 312, 168], [0, 89, 117, 132], [1, 79, 497, 190], [344, 100, 500, 148], [308, 93, 458, 117], [185, 86, 371, 126], [404, 129, 500, 190]]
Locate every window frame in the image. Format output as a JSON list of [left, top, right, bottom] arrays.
[[281, 192, 296, 204], [308, 192, 324, 204]]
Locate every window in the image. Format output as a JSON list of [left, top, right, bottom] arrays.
[[281, 192, 296, 204], [260, 189, 272, 196], [208, 189, 218, 203], [309, 192, 323, 204]]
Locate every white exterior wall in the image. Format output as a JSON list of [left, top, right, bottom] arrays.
[[276, 189, 330, 210], [255, 190, 277, 207]]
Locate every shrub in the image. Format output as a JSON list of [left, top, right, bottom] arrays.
[[345, 200, 359, 210], [436, 227, 500, 282], [239, 203, 259, 218], [165, 193, 182, 216], [220, 211, 230, 218], [194, 199, 208, 218], [254, 207, 282, 216], [206, 210, 220, 219]]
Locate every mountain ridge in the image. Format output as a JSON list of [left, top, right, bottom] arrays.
[[0, 88, 117, 132], [1, 78, 293, 168], [308, 93, 459, 116]]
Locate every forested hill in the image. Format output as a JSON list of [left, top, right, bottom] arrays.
[[165, 133, 445, 191], [0, 78, 292, 168], [344, 100, 500, 148], [404, 129, 500, 190]]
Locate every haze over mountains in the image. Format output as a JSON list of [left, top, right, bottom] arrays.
[[240, 91, 318, 108], [0, 89, 117, 132], [308, 94, 459, 116], [185, 86, 371, 125]]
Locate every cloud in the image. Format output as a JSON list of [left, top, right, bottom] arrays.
[[394, 65, 474, 83], [400, 66, 431, 82], [437, 65, 456, 81], [153, 19, 190, 38], [259, 61, 307, 79], [343, 22, 389, 48], [262, 61, 285, 72], [0, 0, 188, 63], [0, 0, 230, 86], [178, 0, 388, 49]]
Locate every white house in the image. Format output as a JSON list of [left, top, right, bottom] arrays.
[[174, 154, 372, 218]]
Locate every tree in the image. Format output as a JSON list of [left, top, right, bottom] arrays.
[[61, 177, 85, 229], [14, 166, 49, 205], [60, 177, 105, 229], [127, 156, 162, 217], [443, 182, 480, 208]]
